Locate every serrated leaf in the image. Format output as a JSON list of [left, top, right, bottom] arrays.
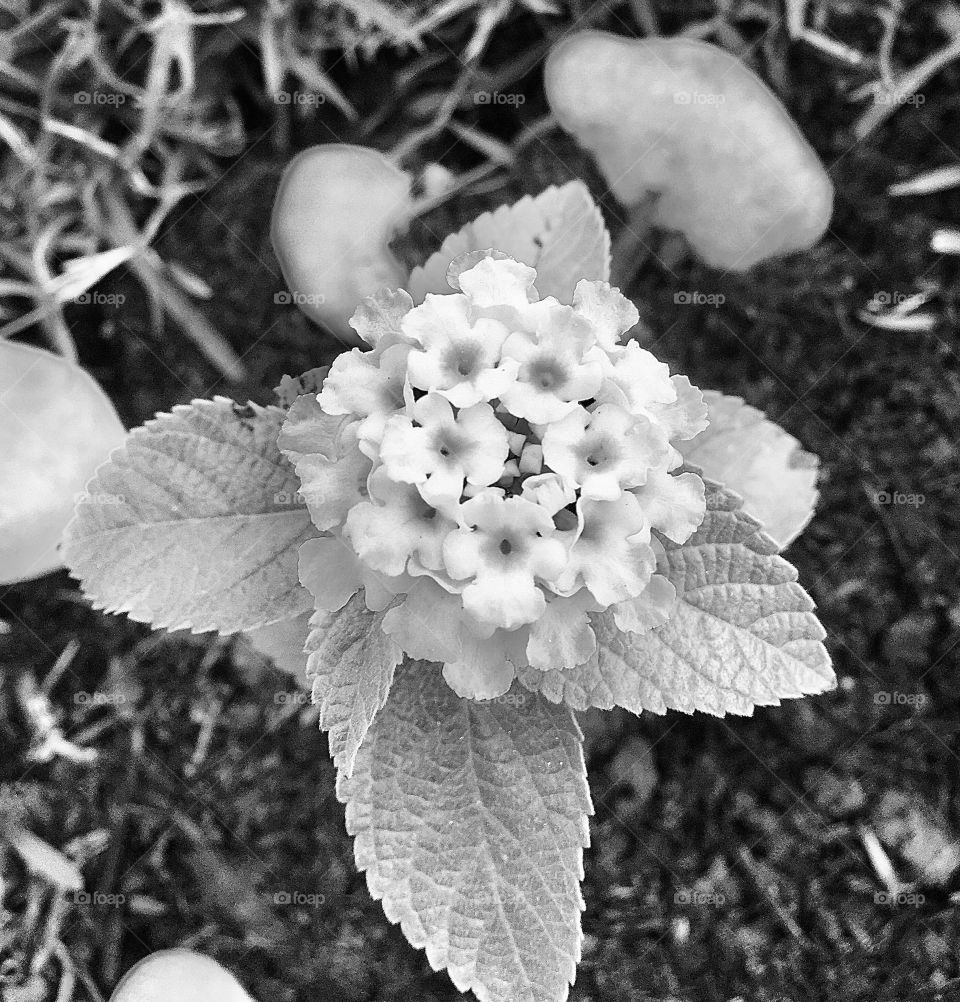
[[678, 391, 819, 549], [63, 398, 314, 634], [407, 181, 610, 304], [519, 482, 833, 716], [1, 341, 127, 585], [338, 664, 592, 1002], [306, 592, 403, 774], [243, 610, 312, 680]]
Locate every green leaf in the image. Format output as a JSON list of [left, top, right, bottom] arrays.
[[63, 398, 314, 634], [338, 664, 592, 1002], [306, 592, 403, 775], [407, 181, 610, 305], [678, 391, 819, 549], [519, 482, 833, 716], [0, 341, 126, 585]]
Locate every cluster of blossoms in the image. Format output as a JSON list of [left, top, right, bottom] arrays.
[[281, 254, 709, 699]]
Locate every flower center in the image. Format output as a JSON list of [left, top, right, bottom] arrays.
[[413, 494, 439, 521], [578, 433, 618, 471], [483, 530, 527, 564], [434, 428, 465, 463], [444, 341, 483, 379], [528, 356, 568, 391]]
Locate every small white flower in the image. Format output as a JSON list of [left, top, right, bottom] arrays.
[[554, 493, 656, 606], [541, 403, 670, 501], [403, 294, 517, 407], [456, 255, 538, 309], [595, 340, 676, 414], [345, 466, 457, 576], [499, 304, 604, 423], [348, 287, 414, 350], [443, 494, 566, 629], [572, 278, 639, 352], [319, 344, 405, 417], [379, 393, 508, 507], [520, 471, 575, 515], [633, 469, 706, 544]]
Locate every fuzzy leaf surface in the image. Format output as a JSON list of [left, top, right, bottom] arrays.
[[307, 592, 403, 774], [407, 181, 610, 304], [519, 483, 833, 715], [64, 398, 314, 634], [338, 664, 592, 1002], [678, 390, 819, 549]]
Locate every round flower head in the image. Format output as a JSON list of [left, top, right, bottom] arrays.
[[283, 253, 708, 700]]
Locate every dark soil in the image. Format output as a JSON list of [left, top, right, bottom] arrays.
[[3, 4, 960, 1001]]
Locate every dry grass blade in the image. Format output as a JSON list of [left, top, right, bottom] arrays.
[[855, 32, 960, 138], [931, 227, 960, 253], [889, 163, 960, 196], [103, 190, 245, 381]]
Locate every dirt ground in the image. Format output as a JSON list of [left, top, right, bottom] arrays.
[[3, 3, 960, 1001]]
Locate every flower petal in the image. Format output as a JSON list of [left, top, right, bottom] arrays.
[[381, 578, 465, 663], [458, 256, 538, 309], [298, 536, 362, 611], [526, 590, 598, 671], [349, 287, 415, 349], [611, 573, 677, 634], [632, 470, 706, 543], [573, 278, 639, 350]]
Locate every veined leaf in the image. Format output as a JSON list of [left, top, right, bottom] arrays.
[[407, 181, 610, 305], [678, 390, 819, 549], [519, 482, 833, 716], [338, 664, 592, 1002], [63, 398, 314, 634], [243, 610, 312, 681], [306, 592, 403, 775]]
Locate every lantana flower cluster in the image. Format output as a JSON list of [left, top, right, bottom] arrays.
[[282, 254, 709, 699]]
